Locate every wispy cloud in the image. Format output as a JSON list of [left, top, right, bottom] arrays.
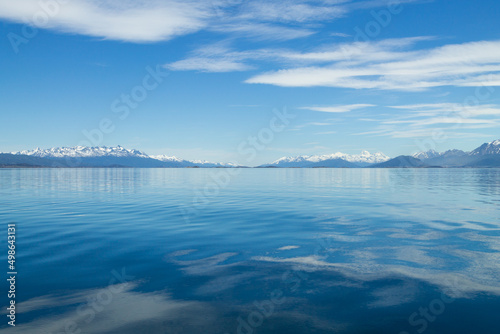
[[166, 37, 429, 73], [330, 32, 351, 38], [246, 40, 500, 90], [234, 0, 347, 23], [359, 103, 500, 139], [0, 0, 367, 43], [300, 104, 375, 113], [167, 55, 253, 72], [389, 103, 500, 117], [210, 22, 315, 41], [0, 0, 428, 44], [166, 44, 271, 72], [316, 131, 337, 135], [0, 0, 211, 42], [293, 121, 334, 130]]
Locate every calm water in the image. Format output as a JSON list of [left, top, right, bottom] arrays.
[[1, 168, 499, 334]]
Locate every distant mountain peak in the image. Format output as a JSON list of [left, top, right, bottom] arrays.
[[266, 151, 390, 167], [371, 155, 426, 168], [8, 146, 241, 168], [150, 155, 184, 163], [410, 139, 500, 167], [413, 149, 440, 160], [13, 146, 150, 159], [470, 139, 500, 156], [4, 139, 500, 168]]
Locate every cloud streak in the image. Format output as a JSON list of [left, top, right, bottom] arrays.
[[0, 0, 211, 42], [356, 103, 500, 139], [0, 0, 364, 43], [300, 104, 375, 113], [245, 40, 500, 90], [166, 37, 500, 91]]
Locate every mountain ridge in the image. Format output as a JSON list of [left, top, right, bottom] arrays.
[[10, 146, 238, 168], [370, 156, 427, 168], [2, 139, 500, 168], [262, 151, 390, 168], [412, 140, 500, 167]]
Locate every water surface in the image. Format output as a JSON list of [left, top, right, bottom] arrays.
[[1, 168, 499, 333]]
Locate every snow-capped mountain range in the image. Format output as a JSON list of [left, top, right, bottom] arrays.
[[151, 154, 238, 167], [265, 151, 390, 167], [1, 139, 499, 168], [15, 145, 150, 159], [413, 140, 500, 160], [8, 146, 390, 168], [410, 139, 500, 167], [412, 149, 467, 160], [470, 139, 500, 155], [412, 150, 442, 160], [9, 146, 237, 168]]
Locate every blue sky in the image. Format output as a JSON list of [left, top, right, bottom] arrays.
[[1, 0, 500, 165]]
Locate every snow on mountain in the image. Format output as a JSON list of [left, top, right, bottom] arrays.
[[443, 149, 468, 156], [151, 155, 239, 167], [191, 160, 240, 167], [5, 140, 500, 168], [371, 156, 425, 168], [470, 139, 500, 156], [12, 146, 240, 167], [413, 150, 440, 160], [414, 139, 500, 160], [413, 149, 467, 160], [150, 155, 187, 163], [14, 146, 149, 159], [268, 151, 390, 166]]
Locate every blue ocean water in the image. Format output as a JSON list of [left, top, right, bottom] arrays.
[[0, 168, 499, 334]]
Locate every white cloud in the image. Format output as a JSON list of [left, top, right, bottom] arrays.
[[165, 44, 269, 72], [316, 131, 337, 135], [389, 103, 500, 117], [0, 0, 366, 43], [235, 0, 347, 23], [389, 103, 461, 110], [292, 121, 334, 130], [167, 57, 252, 72], [280, 37, 430, 64], [330, 32, 351, 38], [300, 104, 375, 113], [0, 0, 211, 42], [210, 22, 315, 41], [278, 245, 300, 250], [245, 40, 500, 90], [167, 37, 430, 73], [0, 0, 427, 44], [385, 117, 497, 126], [360, 103, 500, 139]]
